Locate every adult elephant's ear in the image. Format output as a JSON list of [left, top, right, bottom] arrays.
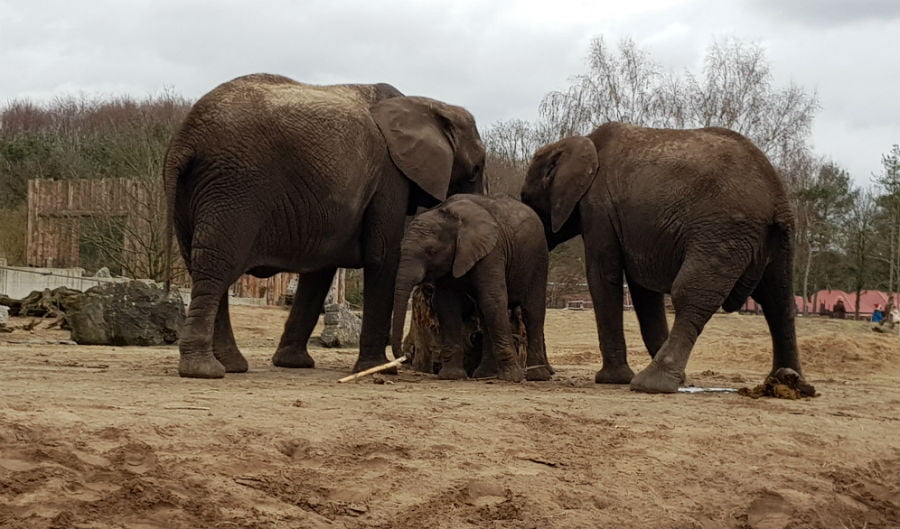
[[372, 97, 454, 202], [546, 137, 599, 233], [443, 199, 499, 278]]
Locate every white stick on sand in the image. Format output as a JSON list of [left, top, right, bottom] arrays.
[[337, 355, 409, 383]]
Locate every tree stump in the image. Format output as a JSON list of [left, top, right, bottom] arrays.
[[403, 284, 527, 376]]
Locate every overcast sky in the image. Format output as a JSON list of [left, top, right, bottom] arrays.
[[1, 0, 898, 184]]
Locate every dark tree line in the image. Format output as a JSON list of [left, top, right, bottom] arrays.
[[0, 93, 191, 279]]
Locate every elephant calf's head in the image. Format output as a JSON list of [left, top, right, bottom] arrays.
[[390, 197, 499, 358]]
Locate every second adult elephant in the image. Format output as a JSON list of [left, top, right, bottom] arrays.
[[521, 123, 806, 393], [165, 73, 485, 378]]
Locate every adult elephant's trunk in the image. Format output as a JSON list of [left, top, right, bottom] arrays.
[[391, 260, 425, 360]]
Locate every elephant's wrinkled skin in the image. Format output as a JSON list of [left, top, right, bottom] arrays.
[[165, 74, 485, 378], [391, 194, 552, 382], [521, 123, 805, 393]]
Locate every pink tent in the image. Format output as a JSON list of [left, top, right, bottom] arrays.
[[740, 296, 804, 314], [740, 290, 899, 316], [806, 290, 898, 316]]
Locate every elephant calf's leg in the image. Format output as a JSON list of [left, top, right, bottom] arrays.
[[213, 292, 249, 372], [273, 269, 336, 368]]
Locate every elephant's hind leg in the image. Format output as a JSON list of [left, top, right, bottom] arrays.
[[630, 252, 746, 393], [179, 274, 232, 379], [213, 292, 249, 372], [628, 281, 669, 359], [179, 206, 262, 378], [751, 236, 802, 377], [522, 304, 553, 382], [273, 268, 336, 368]]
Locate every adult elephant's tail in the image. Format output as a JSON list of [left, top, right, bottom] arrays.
[[162, 139, 194, 293], [722, 204, 795, 313]]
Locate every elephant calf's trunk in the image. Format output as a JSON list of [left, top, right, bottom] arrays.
[[391, 264, 424, 360]]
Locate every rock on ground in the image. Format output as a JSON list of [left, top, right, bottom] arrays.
[[67, 281, 185, 346], [319, 303, 361, 348]]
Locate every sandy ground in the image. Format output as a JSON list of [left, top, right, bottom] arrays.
[[0, 306, 898, 529]]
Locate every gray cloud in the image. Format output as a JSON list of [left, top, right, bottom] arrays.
[[745, 0, 900, 27], [0, 0, 897, 183]]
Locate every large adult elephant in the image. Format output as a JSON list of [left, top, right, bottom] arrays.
[[165, 73, 485, 379], [521, 122, 805, 393]]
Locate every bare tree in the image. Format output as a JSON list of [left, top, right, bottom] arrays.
[[844, 188, 877, 317], [873, 145, 900, 297]]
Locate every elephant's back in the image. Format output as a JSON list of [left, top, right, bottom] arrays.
[[173, 74, 384, 190], [185, 74, 372, 133], [601, 125, 785, 226]]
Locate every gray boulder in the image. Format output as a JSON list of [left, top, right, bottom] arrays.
[[67, 281, 185, 346], [319, 303, 361, 348]]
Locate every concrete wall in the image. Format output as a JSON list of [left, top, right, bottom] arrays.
[[0, 262, 128, 299], [1, 260, 276, 307]]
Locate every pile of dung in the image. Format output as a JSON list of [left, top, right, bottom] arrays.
[[738, 368, 818, 399]]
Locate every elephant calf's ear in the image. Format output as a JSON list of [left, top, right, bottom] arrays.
[[445, 200, 499, 278], [547, 137, 599, 233], [372, 97, 454, 202]]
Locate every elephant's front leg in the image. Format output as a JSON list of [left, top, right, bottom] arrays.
[[353, 187, 408, 373], [432, 289, 468, 380], [585, 256, 633, 384], [475, 279, 523, 383], [272, 269, 336, 368]]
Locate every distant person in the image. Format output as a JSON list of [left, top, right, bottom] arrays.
[[872, 305, 884, 324], [883, 298, 895, 322], [833, 299, 846, 319], [874, 298, 899, 333]]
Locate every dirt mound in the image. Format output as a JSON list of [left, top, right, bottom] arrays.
[[799, 333, 900, 376]]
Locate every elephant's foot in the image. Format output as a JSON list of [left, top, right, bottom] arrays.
[[472, 362, 497, 379], [214, 346, 249, 373], [629, 361, 684, 393], [525, 364, 553, 381], [352, 355, 397, 375], [178, 352, 226, 379], [437, 365, 468, 380], [594, 364, 635, 385], [272, 346, 316, 368], [497, 364, 525, 383]]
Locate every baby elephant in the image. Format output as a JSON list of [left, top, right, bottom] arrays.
[[391, 194, 551, 382]]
